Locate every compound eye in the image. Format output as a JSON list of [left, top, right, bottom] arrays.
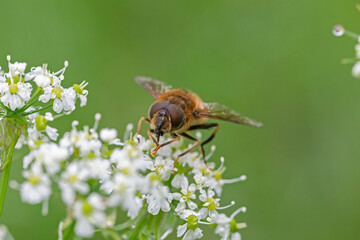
[[167, 104, 185, 130], [149, 101, 170, 119]]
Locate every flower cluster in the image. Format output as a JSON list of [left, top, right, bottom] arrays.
[[0, 56, 88, 217], [14, 115, 247, 239], [332, 23, 360, 78], [0, 56, 87, 115], [0, 56, 88, 167]]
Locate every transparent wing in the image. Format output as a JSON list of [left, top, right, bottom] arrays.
[[135, 76, 172, 99], [198, 102, 263, 127]]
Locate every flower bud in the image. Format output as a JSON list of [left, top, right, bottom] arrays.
[[187, 214, 198, 230], [35, 115, 47, 131], [73, 84, 83, 94], [332, 24, 345, 37], [230, 219, 238, 233]]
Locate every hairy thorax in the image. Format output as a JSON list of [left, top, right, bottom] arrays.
[[157, 89, 207, 133]]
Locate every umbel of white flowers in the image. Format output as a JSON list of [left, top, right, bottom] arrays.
[[12, 114, 248, 240], [0, 56, 88, 216], [332, 24, 360, 78]]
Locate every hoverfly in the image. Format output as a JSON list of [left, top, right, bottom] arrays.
[[135, 76, 262, 165]]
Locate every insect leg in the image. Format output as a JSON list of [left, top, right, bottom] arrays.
[[187, 123, 219, 161], [137, 116, 150, 135], [147, 129, 159, 147], [174, 132, 200, 167], [151, 134, 181, 157]]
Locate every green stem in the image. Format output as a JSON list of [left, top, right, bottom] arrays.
[[18, 88, 41, 112], [0, 102, 11, 112], [128, 213, 148, 240], [22, 104, 52, 116], [0, 148, 14, 216], [0, 118, 22, 216], [344, 30, 360, 40], [62, 220, 76, 240], [113, 207, 147, 231], [53, 112, 68, 120], [106, 229, 122, 240], [154, 212, 163, 240], [341, 58, 359, 64]]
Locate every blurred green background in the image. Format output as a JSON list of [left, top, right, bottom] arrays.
[[1, 0, 360, 239]]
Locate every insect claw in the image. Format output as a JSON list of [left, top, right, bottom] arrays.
[[151, 149, 157, 157]]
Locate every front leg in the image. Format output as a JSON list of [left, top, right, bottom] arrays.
[[151, 134, 181, 157], [147, 129, 159, 147], [137, 116, 150, 135]]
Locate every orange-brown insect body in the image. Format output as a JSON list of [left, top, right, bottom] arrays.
[[153, 89, 207, 133], [135, 76, 262, 164]]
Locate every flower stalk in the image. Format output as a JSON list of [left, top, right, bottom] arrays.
[[0, 118, 26, 215]]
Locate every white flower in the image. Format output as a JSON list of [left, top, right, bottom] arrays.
[[146, 185, 171, 215], [59, 161, 91, 204], [100, 128, 118, 142], [86, 158, 110, 180], [39, 84, 76, 113], [25, 61, 68, 86], [104, 173, 143, 219], [134, 134, 153, 151], [44, 125, 58, 140], [192, 160, 215, 177], [177, 210, 204, 240], [172, 177, 198, 212], [9, 61, 27, 76], [199, 188, 220, 221], [104, 173, 135, 197], [110, 146, 152, 174], [174, 149, 199, 168], [20, 163, 51, 204], [73, 193, 107, 238], [171, 173, 186, 188], [76, 138, 102, 158], [0, 225, 10, 240], [204, 157, 246, 196], [214, 207, 247, 240], [124, 195, 143, 219], [0, 56, 31, 110], [23, 143, 69, 175], [0, 81, 32, 110], [74, 219, 95, 239], [151, 156, 174, 181], [53, 87, 76, 113], [25, 66, 43, 81], [156, 145, 173, 158], [352, 61, 360, 78], [28, 112, 59, 141], [193, 173, 211, 189], [73, 80, 88, 107], [34, 75, 51, 88], [355, 43, 360, 59], [78, 90, 88, 107]]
